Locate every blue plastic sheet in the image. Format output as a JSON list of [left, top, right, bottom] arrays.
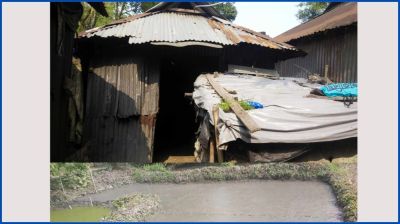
[[248, 101, 264, 109], [320, 83, 358, 97]]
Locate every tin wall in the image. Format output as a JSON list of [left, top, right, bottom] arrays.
[[84, 56, 159, 162], [276, 27, 357, 83]]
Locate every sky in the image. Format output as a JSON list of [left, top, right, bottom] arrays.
[[233, 2, 301, 38]]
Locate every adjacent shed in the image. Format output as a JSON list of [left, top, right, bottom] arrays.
[[274, 2, 357, 82], [76, 2, 301, 162]]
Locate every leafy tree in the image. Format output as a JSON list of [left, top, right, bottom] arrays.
[[113, 2, 142, 20], [78, 2, 239, 32], [78, 2, 142, 32], [140, 2, 159, 12], [140, 2, 237, 21], [214, 2, 237, 21], [296, 2, 329, 23]]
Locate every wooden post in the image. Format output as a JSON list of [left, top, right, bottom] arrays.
[[324, 64, 329, 79], [206, 74, 261, 133], [209, 138, 215, 163], [212, 105, 223, 163]]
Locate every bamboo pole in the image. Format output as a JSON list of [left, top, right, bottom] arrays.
[[59, 177, 66, 197], [88, 166, 98, 193], [58, 176, 72, 209]]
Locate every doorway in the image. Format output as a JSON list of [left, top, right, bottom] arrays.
[[153, 55, 219, 162]]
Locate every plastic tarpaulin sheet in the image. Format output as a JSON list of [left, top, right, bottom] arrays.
[[193, 74, 357, 148], [320, 83, 358, 97]]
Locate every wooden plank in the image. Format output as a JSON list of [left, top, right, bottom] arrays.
[[206, 74, 261, 133], [164, 156, 196, 163], [212, 105, 224, 163], [228, 64, 279, 78]]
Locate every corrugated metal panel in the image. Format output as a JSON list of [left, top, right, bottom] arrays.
[[275, 27, 357, 83], [84, 56, 159, 162], [87, 56, 159, 116], [274, 2, 357, 43], [84, 115, 156, 162], [81, 11, 295, 51]]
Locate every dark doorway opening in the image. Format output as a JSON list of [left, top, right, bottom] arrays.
[[153, 55, 219, 162]]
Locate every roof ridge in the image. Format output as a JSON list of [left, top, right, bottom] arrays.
[[79, 12, 155, 37]]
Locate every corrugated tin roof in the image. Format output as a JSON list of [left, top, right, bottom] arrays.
[[80, 10, 296, 51], [274, 2, 357, 43]]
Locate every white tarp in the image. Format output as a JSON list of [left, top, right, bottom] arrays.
[[193, 74, 357, 148]]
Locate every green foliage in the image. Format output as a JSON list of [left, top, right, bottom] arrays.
[[139, 2, 238, 21], [50, 163, 91, 189], [219, 100, 254, 112], [78, 2, 142, 32], [140, 2, 159, 12], [219, 101, 230, 112], [78, 2, 239, 32], [214, 2, 238, 21], [296, 2, 329, 22]]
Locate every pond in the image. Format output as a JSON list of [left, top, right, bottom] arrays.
[[50, 207, 111, 222], [76, 180, 343, 222]]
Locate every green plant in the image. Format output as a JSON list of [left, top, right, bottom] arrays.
[[219, 100, 254, 112]]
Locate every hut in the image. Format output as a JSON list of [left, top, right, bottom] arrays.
[[274, 2, 357, 82], [74, 2, 301, 162]]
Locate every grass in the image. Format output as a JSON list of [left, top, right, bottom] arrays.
[[132, 163, 174, 183], [142, 163, 168, 172], [105, 194, 160, 222]]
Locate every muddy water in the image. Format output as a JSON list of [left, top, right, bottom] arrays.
[[78, 180, 342, 222], [50, 207, 110, 222]]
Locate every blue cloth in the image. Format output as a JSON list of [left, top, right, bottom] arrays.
[[248, 101, 264, 109], [320, 83, 358, 97]]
